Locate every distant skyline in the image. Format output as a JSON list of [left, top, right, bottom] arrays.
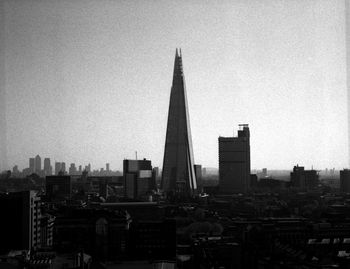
[[0, 0, 348, 171]]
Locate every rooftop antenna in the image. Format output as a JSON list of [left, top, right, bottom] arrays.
[[135, 151, 138, 160]]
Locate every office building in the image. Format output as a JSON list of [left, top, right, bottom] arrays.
[[127, 219, 176, 260], [124, 159, 155, 199], [55, 162, 61, 175], [61, 162, 66, 174], [34, 155, 41, 174], [43, 158, 52, 176], [340, 169, 350, 193], [161, 49, 197, 196], [29, 158, 35, 173], [69, 163, 76, 175], [218, 124, 251, 193], [194, 164, 203, 193], [106, 163, 110, 172], [290, 165, 319, 190], [46, 175, 72, 200], [40, 214, 55, 248], [0, 191, 41, 254]]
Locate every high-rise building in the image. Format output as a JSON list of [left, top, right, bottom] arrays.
[[219, 124, 251, 194], [340, 169, 350, 193], [55, 162, 61, 175], [290, 165, 319, 190], [34, 155, 41, 174], [0, 191, 41, 253], [194, 164, 203, 193], [69, 163, 76, 175], [29, 158, 35, 173], [44, 158, 52, 176], [61, 162, 66, 174], [106, 163, 110, 172], [161, 49, 197, 196], [124, 158, 155, 199]]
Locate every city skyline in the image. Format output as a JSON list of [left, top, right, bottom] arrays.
[[0, 0, 348, 171]]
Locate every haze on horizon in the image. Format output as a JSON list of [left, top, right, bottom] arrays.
[[0, 0, 348, 172]]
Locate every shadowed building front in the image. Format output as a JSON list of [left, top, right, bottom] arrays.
[[219, 124, 251, 194], [161, 49, 197, 196]]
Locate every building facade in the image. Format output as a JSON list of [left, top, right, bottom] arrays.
[[290, 165, 319, 190], [0, 191, 41, 254], [124, 159, 155, 200], [161, 49, 197, 196], [46, 175, 72, 201], [219, 124, 251, 193], [34, 155, 41, 174], [340, 169, 350, 193], [44, 158, 52, 176]]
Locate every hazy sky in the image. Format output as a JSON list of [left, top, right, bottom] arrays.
[[0, 0, 347, 171]]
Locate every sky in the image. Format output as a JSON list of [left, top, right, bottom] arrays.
[[0, 0, 348, 172]]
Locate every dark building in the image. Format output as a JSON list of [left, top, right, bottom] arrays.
[[290, 165, 319, 190], [87, 176, 110, 199], [29, 158, 35, 173], [340, 169, 350, 193], [54, 162, 61, 175], [124, 159, 155, 200], [40, 214, 55, 248], [161, 49, 197, 196], [0, 191, 41, 254], [194, 164, 203, 193], [219, 124, 251, 194], [46, 175, 72, 200], [54, 208, 130, 261], [61, 162, 66, 174], [127, 219, 176, 261], [43, 158, 52, 176], [69, 163, 76, 175], [34, 155, 41, 174]]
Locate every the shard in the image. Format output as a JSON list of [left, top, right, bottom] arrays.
[[161, 49, 197, 196]]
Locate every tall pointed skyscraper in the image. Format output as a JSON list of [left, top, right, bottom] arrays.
[[161, 49, 197, 195]]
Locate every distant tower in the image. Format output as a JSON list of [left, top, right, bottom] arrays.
[[54, 162, 61, 175], [34, 155, 41, 174], [44, 158, 52, 176], [161, 49, 197, 196], [219, 124, 251, 193], [29, 158, 35, 173]]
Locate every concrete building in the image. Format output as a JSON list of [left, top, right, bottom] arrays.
[[194, 164, 203, 193], [46, 175, 72, 201], [34, 155, 41, 174], [161, 49, 197, 196], [0, 191, 41, 254], [29, 158, 35, 173], [43, 158, 52, 176], [61, 162, 66, 174], [290, 165, 319, 190], [69, 163, 76, 175], [219, 124, 251, 193], [124, 159, 155, 200], [340, 169, 350, 193], [55, 162, 61, 175]]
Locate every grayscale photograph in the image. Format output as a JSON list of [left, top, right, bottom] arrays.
[[0, 0, 348, 268]]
